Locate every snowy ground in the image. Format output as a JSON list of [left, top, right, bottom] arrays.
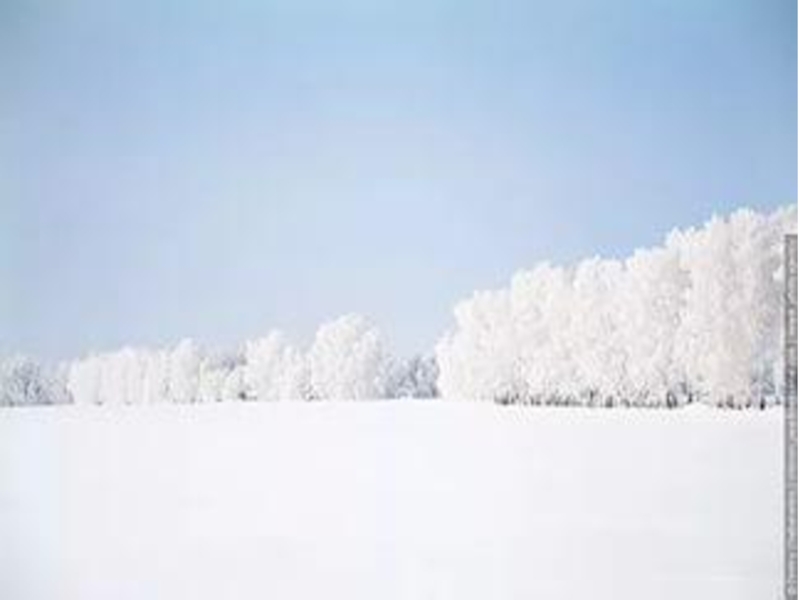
[[0, 402, 783, 600]]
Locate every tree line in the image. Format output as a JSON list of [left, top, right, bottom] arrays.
[[1, 205, 794, 408]]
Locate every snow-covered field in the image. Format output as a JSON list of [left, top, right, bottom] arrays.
[[0, 402, 783, 600]]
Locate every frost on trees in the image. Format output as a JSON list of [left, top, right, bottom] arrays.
[[510, 264, 578, 404], [436, 290, 519, 402], [308, 314, 389, 400], [221, 363, 246, 402], [619, 244, 687, 407], [568, 258, 628, 406], [674, 208, 792, 407], [436, 204, 796, 407], [386, 354, 439, 399], [31, 205, 797, 409], [168, 339, 201, 404], [68, 349, 147, 405], [0, 355, 70, 406], [244, 332, 310, 401], [68, 342, 202, 405], [142, 350, 169, 404], [198, 350, 245, 403], [61, 313, 397, 404]]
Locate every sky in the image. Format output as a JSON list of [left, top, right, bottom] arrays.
[[0, 0, 796, 361]]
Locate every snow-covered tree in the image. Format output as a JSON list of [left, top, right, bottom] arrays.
[[510, 263, 578, 404], [308, 314, 389, 400], [244, 332, 310, 401], [567, 257, 628, 405], [68, 348, 148, 405], [674, 207, 795, 406], [764, 205, 798, 404], [198, 350, 243, 403], [386, 354, 439, 398], [221, 364, 246, 402], [436, 204, 795, 407], [436, 290, 519, 401], [735, 206, 795, 407], [142, 350, 169, 404], [62, 315, 394, 405], [168, 339, 201, 404], [619, 243, 687, 406], [67, 354, 103, 405], [0, 356, 70, 406]]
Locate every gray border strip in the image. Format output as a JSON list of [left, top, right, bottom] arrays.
[[786, 233, 797, 600]]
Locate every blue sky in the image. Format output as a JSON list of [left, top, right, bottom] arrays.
[[1, 0, 796, 360]]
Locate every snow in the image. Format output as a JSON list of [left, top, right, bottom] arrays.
[[0, 402, 783, 599]]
